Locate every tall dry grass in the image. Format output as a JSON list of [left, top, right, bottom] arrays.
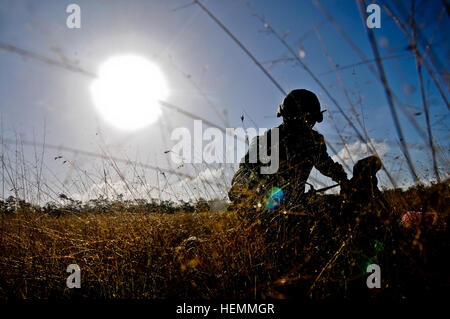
[[0, 0, 448, 301], [0, 181, 448, 300]]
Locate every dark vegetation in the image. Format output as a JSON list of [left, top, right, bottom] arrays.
[[0, 181, 448, 300]]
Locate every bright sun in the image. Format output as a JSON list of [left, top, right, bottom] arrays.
[[90, 55, 168, 131]]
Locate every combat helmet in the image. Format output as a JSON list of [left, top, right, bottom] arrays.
[[277, 89, 325, 123]]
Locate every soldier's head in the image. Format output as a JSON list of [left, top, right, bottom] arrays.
[[277, 89, 325, 128]]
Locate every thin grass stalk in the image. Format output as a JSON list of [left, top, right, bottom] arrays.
[[358, 0, 419, 184], [410, 0, 441, 183]]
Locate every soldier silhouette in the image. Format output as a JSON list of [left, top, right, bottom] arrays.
[[229, 89, 350, 213]]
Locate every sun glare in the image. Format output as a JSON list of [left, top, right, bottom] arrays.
[[90, 55, 168, 131]]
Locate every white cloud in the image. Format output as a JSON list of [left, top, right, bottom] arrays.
[[332, 139, 389, 172], [195, 167, 225, 182], [182, 166, 231, 200]]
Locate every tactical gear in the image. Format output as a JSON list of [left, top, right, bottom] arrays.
[[276, 89, 324, 123], [229, 89, 347, 216], [228, 123, 348, 212]]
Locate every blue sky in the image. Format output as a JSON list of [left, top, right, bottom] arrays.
[[0, 0, 448, 202]]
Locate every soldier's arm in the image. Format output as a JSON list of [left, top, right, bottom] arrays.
[[314, 133, 348, 184]]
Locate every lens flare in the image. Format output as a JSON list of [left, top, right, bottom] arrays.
[[266, 187, 284, 210]]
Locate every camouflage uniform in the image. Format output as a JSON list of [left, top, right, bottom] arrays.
[[229, 89, 349, 220], [228, 121, 348, 212]]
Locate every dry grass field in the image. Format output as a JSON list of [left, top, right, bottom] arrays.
[[0, 181, 448, 300]]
